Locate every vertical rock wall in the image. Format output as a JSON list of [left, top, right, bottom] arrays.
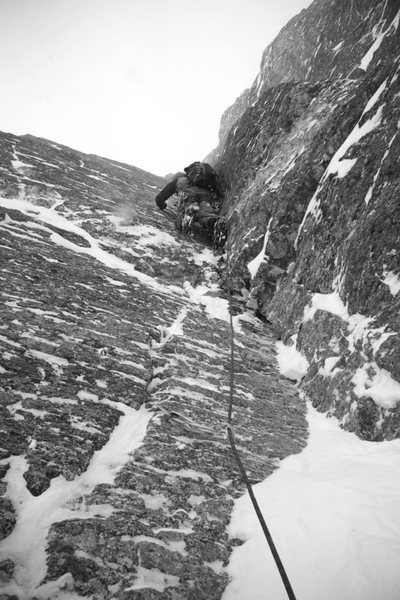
[[217, 0, 400, 440], [213, 0, 398, 163]]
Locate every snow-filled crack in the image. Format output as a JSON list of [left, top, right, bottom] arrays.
[[0, 196, 184, 297], [0, 401, 152, 599]]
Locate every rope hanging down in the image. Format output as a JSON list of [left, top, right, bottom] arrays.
[[225, 244, 297, 600]]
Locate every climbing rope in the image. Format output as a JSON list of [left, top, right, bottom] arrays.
[[225, 242, 297, 600]]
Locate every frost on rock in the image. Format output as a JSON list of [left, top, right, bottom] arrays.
[[0, 130, 307, 598], [217, 0, 400, 441], [247, 217, 273, 280]]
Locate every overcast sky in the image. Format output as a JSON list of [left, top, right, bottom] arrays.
[[0, 0, 313, 176]]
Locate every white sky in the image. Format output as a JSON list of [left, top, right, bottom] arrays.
[[0, 0, 313, 176]]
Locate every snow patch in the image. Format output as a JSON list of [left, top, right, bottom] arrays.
[[0, 402, 152, 598], [326, 105, 383, 179], [202, 295, 231, 322], [223, 403, 400, 600], [319, 356, 341, 378], [125, 567, 179, 593], [352, 363, 400, 409], [191, 247, 216, 266], [26, 349, 69, 376], [363, 79, 388, 115], [275, 341, 309, 383], [166, 469, 213, 483], [178, 376, 219, 393], [303, 292, 348, 322], [183, 282, 232, 324], [335, 158, 357, 178], [76, 390, 99, 403], [247, 217, 273, 279], [0, 197, 182, 296], [11, 159, 32, 172], [380, 269, 400, 296], [332, 41, 344, 53], [0, 334, 23, 348], [359, 10, 400, 71], [152, 307, 187, 349], [302, 292, 395, 357]]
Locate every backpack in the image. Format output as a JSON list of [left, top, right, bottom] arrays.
[[184, 162, 219, 192]]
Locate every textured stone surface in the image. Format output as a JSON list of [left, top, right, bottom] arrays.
[[0, 132, 307, 598], [216, 0, 400, 439], [212, 0, 399, 158]]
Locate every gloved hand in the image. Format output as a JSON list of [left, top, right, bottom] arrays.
[[156, 196, 166, 210]]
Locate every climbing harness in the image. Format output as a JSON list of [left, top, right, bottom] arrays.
[[225, 242, 297, 600], [213, 216, 227, 254], [175, 190, 227, 245], [181, 204, 199, 235], [175, 192, 200, 235]]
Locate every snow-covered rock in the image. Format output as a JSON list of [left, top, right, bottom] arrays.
[[0, 132, 307, 598], [217, 0, 400, 441]]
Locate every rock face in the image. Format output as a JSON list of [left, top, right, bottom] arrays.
[[211, 0, 397, 164], [216, 0, 400, 440], [0, 131, 307, 598]]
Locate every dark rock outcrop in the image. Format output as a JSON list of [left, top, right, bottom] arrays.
[[213, 0, 399, 158], [217, 0, 400, 440]]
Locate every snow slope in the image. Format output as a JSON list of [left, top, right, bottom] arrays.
[[223, 403, 400, 600]]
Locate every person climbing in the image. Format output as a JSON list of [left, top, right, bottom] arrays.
[[155, 161, 227, 251]]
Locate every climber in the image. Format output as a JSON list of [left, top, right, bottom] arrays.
[[155, 161, 227, 251]]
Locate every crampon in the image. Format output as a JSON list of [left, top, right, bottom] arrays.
[[181, 203, 200, 235]]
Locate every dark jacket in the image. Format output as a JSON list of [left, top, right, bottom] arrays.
[[155, 178, 179, 209]]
